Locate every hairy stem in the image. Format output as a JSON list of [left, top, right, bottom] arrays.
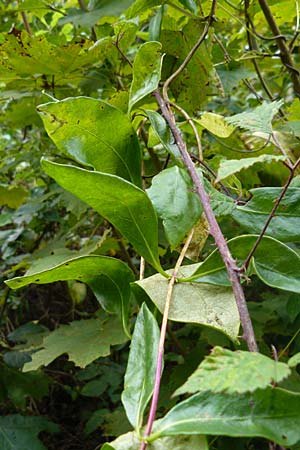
[[140, 229, 194, 449], [155, 90, 258, 353]]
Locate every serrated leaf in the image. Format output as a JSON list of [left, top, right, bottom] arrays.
[[190, 235, 300, 293], [136, 264, 240, 341], [6, 255, 134, 337], [129, 41, 163, 112], [107, 431, 208, 449], [151, 388, 300, 446], [196, 112, 234, 138], [232, 187, 300, 241], [147, 167, 203, 248], [0, 415, 58, 450], [175, 346, 290, 396], [216, 154, 285, 182], [146, 110, 182, 162], [122, 303, 160, 430], [38, 97, 141, 186], [23, 314, 127, 372], [226, 100, 284, 134], [41, 159, 162, 273]]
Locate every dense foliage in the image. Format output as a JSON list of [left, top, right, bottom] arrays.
[[1, 1, 300, 449]]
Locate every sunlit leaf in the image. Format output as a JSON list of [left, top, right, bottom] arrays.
[[216, 154, 285, 182], [195, 112, 234, 138]]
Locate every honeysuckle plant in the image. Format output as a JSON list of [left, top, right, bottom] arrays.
[[1, 1, 300, 449]]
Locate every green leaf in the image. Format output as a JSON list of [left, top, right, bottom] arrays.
[[38, 97, 141, 186], [136, 264, 240, 341], [0, 365, 50, 409], [122, 303, 160, 430], [0, 415, 58, 450], [216, 154, 286, 182], [23, 314, 127, 372], [126, 0, 162, 19], [108, 431, 208, 449], [289, 353, 300, 368], [178, 0, 197, 14], [232, 187, 300, 241], [0, 185, 28, 209], [195, 113, 235, 138], [190, 235, 300, 293], [146, 110, 182, 162], [6, 255, 133, 337], [226, 100, 284, 134], [129, 41, 163, 112], [147, 167, 203, 248], [151, 387, 300, 446], [41, 159, 162, 273], [175, 346, 290, 396], [161, 21, 216, 113]]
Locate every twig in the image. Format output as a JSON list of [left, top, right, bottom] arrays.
[[113, 227, 139, 276], [169, 101, 203, 160], [162, 0, 217, 102], [21, 11, 32, 35], [114, 33, 133, 68], [190, 152, 232, 197], [155, 89, 258, 353], [242, 158, 300, 271], [258, 0, 300, 97], [140, 229, 194, 450]]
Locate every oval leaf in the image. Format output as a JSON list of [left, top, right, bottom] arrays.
[[136, 264, 240, 341], [129, 41, 163, 112], [41, 159, 163, 273], [38, 97, 141, 186], [190, 235, 300, 293], [147, 167, 203, 248], [122, 303, 160, 430], [5, 254, 134, 336], [151, 387, 300, 447], [232, 187, 300, 241]]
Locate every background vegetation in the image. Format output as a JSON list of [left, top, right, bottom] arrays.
[[1, 0, 300, 449]]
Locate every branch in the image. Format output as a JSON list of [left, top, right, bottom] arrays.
[[242, 157, 300, 271], [155, 89, 258, 354], [258, 0, 300, 97], [162, 0, 217, 102], [21, 11, 32, 35], [140, 228, 195, 450]]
